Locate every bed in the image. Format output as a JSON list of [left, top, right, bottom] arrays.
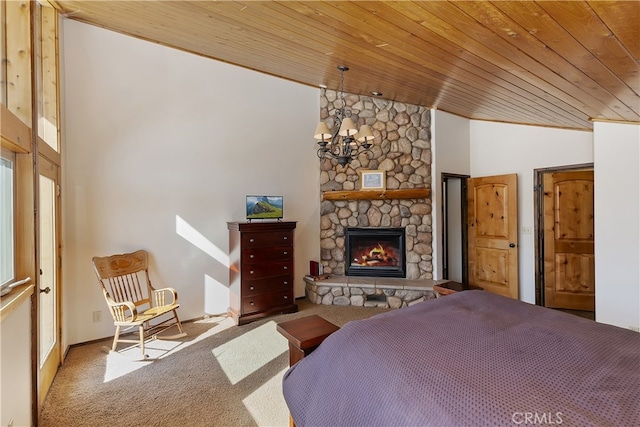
[[282, 290, 640, 426]]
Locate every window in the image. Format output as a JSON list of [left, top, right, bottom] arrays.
[[1, 150, 15, 286], [35, 1, 59, 152]]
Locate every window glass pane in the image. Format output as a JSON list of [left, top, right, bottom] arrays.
[[1, 155, 15, 285], [36, 2, 59, 152], [39, 173, 56, 362]]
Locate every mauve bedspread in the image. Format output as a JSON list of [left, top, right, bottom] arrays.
[[282, 290, 640, 427]]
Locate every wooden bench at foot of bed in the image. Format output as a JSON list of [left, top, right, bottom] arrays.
[[277, 315, 340, 366], [277, 315, 340, 427]]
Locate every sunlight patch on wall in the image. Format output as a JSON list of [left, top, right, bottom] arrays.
[[242, 367, 290, 426], [212, 321, 288, 385], [175, 215, 229, 267]]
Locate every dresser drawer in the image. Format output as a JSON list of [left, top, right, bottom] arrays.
[[242, 275, 292, 296], [241, 231, 293, 248], [242, 290, 294, 314], [242, 260, 292, 278], [242, 245, 292, 262]]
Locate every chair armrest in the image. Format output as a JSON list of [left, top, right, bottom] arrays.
[[153, 287, 178, 307], [104, 297, 138, 322]]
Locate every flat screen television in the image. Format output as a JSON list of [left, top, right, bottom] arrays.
[[246, 195, 283, 221]]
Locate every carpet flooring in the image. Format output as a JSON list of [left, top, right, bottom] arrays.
[[39, 299, 389, 427]]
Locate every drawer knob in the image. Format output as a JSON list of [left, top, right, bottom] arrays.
[[250, 254, 255, 259], [250, 270, 255, 274], [250, 238, 255, 243], [249, 286, 254, 291], [284, 295, 288, 299], [283, 236, 288, 240], [284, 281, 288, 285], [250, 301, 255, 306], [283, 251, 288, 255], [283, 266, 288, 270]]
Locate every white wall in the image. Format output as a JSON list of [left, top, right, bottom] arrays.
[[469, 121, 593, 303], [1, 299, 32, 427], [431, 110, 471, 280], [60, 20, 320, 346], [593, 122, 640, 329]]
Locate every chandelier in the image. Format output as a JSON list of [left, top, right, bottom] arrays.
[[314, 65, 375, 167]]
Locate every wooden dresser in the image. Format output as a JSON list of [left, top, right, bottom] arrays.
[[227, 221, 298, 325]]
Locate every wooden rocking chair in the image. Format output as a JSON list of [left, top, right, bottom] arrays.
[[92, 249, 186, 358]]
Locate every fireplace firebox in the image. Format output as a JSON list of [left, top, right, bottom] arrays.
[[345, 227, 406, 278]]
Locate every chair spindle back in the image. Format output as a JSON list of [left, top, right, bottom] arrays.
[[92, 250, 152, 309]]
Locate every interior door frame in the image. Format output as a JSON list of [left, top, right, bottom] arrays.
[[441, 173, 469, 283], [534, 162, 594, 306]]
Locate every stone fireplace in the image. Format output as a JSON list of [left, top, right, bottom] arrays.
[[319, 90, 433, 280], [345, 227, 406, 278]]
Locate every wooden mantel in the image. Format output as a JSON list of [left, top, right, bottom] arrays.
[[322, 188, 430, 201]]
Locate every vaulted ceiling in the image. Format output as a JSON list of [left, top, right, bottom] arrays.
[[52, 1, 639, 130]]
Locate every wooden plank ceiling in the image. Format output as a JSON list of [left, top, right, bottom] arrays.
[[52, 1, 639, 130]]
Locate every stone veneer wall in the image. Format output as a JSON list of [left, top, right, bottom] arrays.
[[319, 90, 433, 280]]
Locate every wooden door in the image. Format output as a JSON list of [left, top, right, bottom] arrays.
[[38, 155, 61, 403], [543, 170, 594, 310], [468, 174, 519, 299]]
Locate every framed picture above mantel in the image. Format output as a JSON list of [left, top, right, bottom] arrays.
[[360, 170, 386, 191]]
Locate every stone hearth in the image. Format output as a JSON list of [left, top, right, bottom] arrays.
[[304, 275, 444, 309]]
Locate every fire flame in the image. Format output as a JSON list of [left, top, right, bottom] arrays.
[[353, 243, 397, 266]]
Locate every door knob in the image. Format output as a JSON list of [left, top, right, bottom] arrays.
[[40, 287, 51, 294], [509, 243, 516, 248]]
